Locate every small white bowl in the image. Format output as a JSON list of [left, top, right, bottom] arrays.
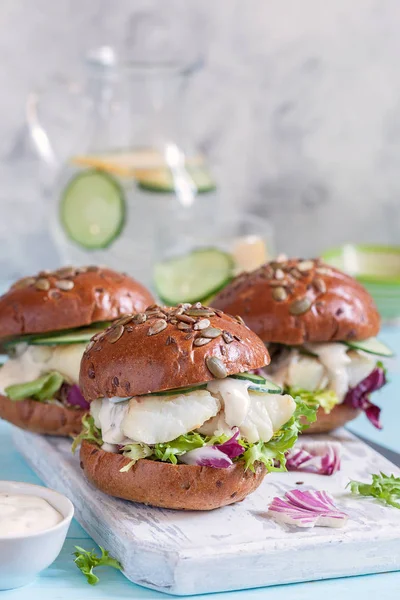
[[0, 481, 74, 590]]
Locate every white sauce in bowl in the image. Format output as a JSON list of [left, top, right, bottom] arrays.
[[0, 494, 63, 536]]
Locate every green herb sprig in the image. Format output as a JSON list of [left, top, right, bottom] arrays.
[[73, 545, 122, 585], [348, 472, 400, 509]]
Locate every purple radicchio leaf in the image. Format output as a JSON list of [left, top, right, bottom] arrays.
[[286, 441, 341, 475], [67, 385, 90, 410], [268, 489, 348, 528], [344, 367, 386, 429], [179, 446, 233, 468], [215, 428, 244, 459]]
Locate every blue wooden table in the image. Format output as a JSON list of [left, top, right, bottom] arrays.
[[1, 327, 399, 599]]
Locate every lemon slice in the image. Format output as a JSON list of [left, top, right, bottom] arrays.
[[71, 150, 204, 176], [232, 236, 269, 274]]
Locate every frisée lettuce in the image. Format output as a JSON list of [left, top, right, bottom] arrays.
[[71, 414, 103, 453], [286, 387, 339, 414], [73, 545, 122, 585], [348, 472, 400, 509]]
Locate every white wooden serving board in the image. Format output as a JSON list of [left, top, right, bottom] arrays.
[[12, 427, 400, 596]]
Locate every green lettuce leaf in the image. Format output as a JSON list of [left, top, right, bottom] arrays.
[[377, 360, 389, 383], [287, 387, 339, 415], [153, 431, 219, 464], [73, 545, 122, 585], [71, 414, 103, 454], [240, 395, 318, 472], [241, 441, 286, 473], [348, 472, 400, 509], [290, 394, 319, 431], [120, 443, 153, 472], [5, 371, 64, 402]]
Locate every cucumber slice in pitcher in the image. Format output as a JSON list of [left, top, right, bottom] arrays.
[[137, 165, 216, 194], [154, 248, 234, 305], [344, 337, 394, 357], [60, 170, 125, 249]]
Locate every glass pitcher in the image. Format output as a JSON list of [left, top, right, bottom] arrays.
[[27, 44, 217, 287]]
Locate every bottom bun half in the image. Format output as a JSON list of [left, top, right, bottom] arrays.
[[80, 440, 267, 510], [0, 394, 86, 436], [303, 403, 360, 434]]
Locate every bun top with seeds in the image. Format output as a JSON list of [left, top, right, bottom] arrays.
[[212, 258, 380, 345], [0, 266, 154, 342], [79, 303, 270, 401]]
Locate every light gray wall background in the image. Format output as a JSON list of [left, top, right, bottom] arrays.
[[1, 0, 399, 279]]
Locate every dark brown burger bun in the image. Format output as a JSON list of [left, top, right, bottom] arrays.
[[80, 440, 266, 510], [0, 394, 85, 436], [212, 258, 380, 344], [0, 266, 154, 343], [303, 403, 361, 434], [80, 304, 270, 401]]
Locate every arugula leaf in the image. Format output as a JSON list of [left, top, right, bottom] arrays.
[[73, 545, 122, 585], [5, 371, 64, 402], [71, 414, 103, 454], [348, 472, 400, 509], [287, 387, 339, 415]]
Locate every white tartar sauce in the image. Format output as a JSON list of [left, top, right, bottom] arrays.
[[0, 494, 63, 536]]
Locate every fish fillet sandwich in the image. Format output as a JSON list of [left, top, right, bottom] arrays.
[[213, 258, 391, 433], [0, 266, 153, 436], [77, 303, 313, 510]]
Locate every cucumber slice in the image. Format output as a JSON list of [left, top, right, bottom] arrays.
[[231, 372, 267, 385], [60, 170, 125, 249], [137, 165, 216, 194], [109, 396, 131, 404], [145, 383, 208, 396], [154, 248, 234, 305], [230, 372, 282, 394], [344, 337, 394, 357], [111, 378, 282, 399], [248, 382, 283, 395], [4, 323, 110, 348], [30, 327, 105, 346]]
